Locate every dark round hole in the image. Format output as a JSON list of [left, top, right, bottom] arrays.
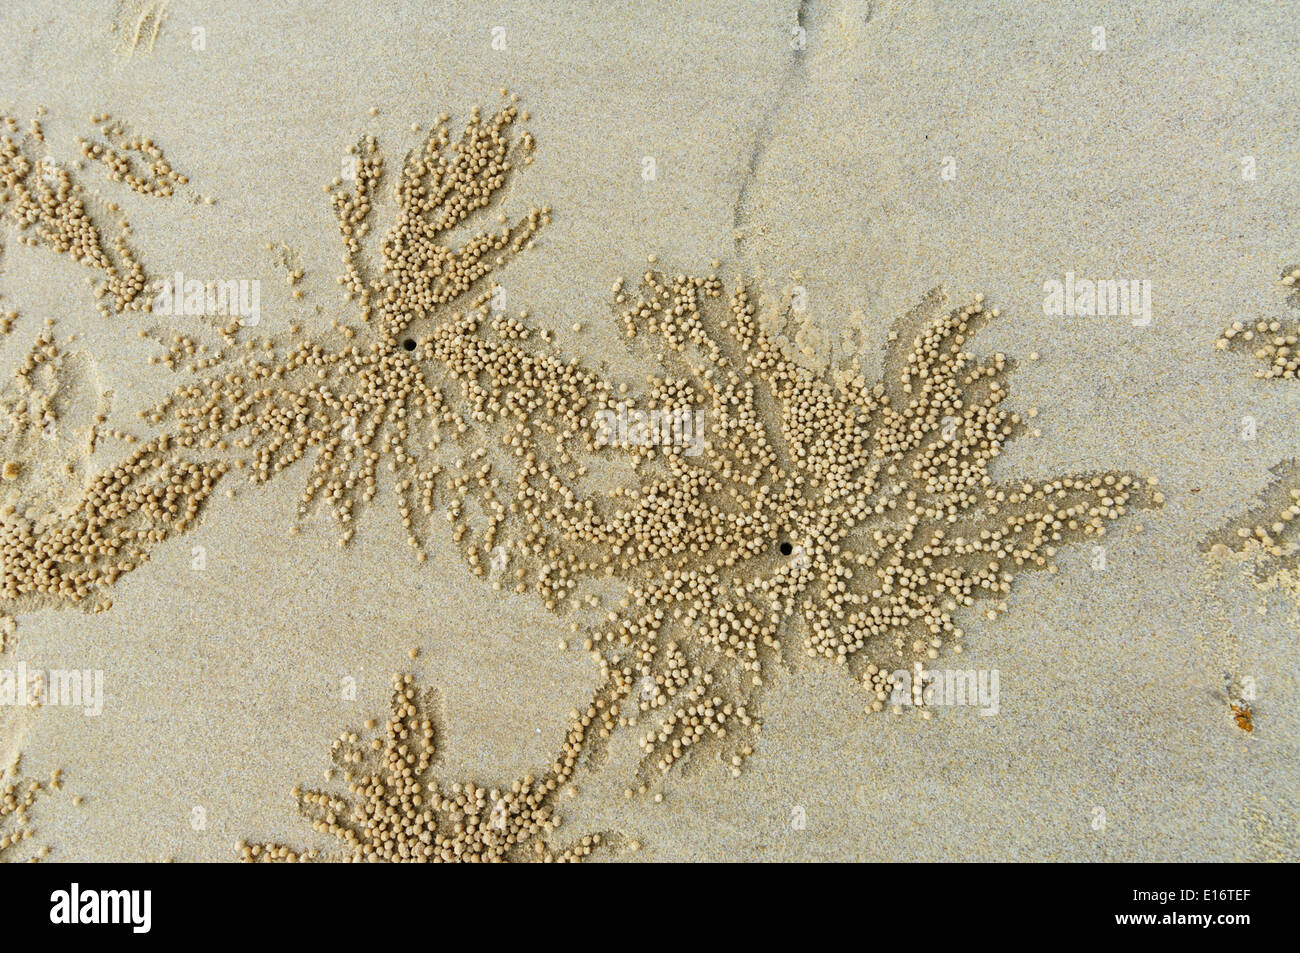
[[779, 541, 793, 556], [402, 338, 416, 351]]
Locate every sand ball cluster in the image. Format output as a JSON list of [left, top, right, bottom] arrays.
[[240, 669, 630, 863], [384, 262, 1155, 774], [1216, 265, 1300, 379], [1210, 262, 1300, 588], [0, 759, 59, 862], [0, 113, 177, 314], [78, 115, 187, 197]]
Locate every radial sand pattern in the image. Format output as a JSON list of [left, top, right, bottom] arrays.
[[1, 97, 1157, 801]]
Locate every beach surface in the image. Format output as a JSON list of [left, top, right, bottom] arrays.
[[0, 0, 1297, 862]]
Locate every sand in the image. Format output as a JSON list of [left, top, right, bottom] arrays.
[[0, 0, 1296, 862]]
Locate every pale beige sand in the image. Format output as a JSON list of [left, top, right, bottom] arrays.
[[0, 0, 1297, 861]]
